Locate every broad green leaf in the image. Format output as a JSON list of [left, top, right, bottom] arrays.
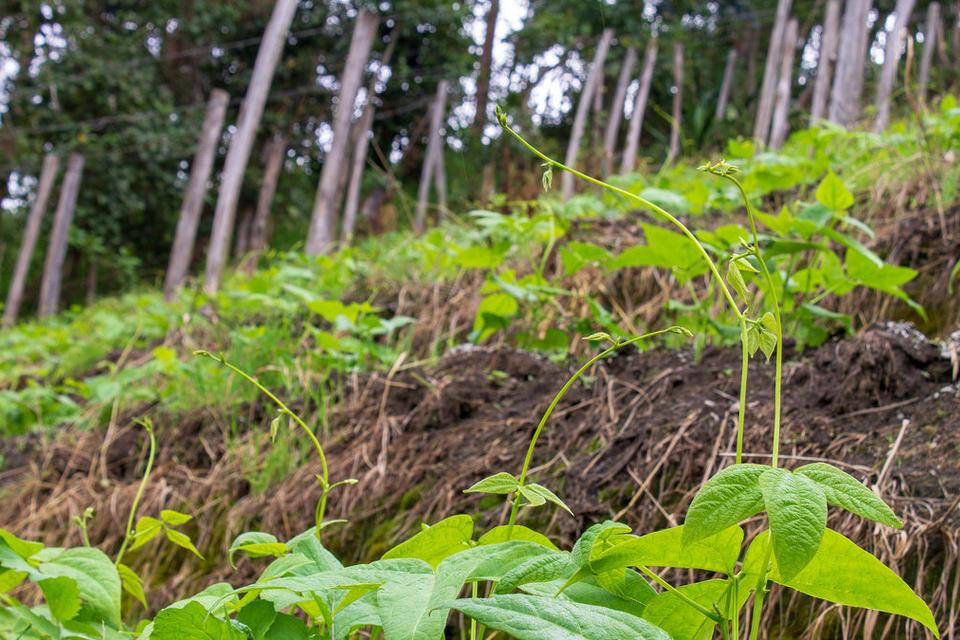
[[496, 553, 571, 594], [759, 468, 826, 580], [229, 532, 287, 568], [573, 521, 632, 569], [160, 510, 192, 526], [815, 171, 854, 210], [152, 600, 244, 640], [287, 529, 343, 573], [382, 515, 473, 568], [758, 329, 777, 360], [165, 528, 204, 559], [639, 187, 691, 215], [452, 593, 671, 639], [38, 547, 122, 627], [38, 575, 82, 622], [683, 464, 767, 544], [519, 485, 546, 507], [593, 525, 743, 575], [129, 516, 164, 552], [518, 573, 653, 618], [746, 530, 939, 637], [0, 529, 44, 560], [236, 599, 277, 640], [463, 472, 519, 495], [642, 579, 727, 640], [454, 541, 557, 584], [523, 483, 573, 515], [478, 525, 559, 551], [118, 562, 147, 608], [0, 568, 26, 593], [796, 463, 902, 528]]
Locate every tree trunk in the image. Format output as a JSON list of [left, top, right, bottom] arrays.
[[243, 133, 287, 270], [602, 46, 637, 175], [163, 88, 229, 300], [754, 0, 794, 146], [305, 8, 380, 255], [38, 153, 84, 318], [829, 0, 874, 125], [472, 0, 499, 132], [770, 19, 799, 149], [234, 207, 253, 258], [414, 80, 449, 233], [202, 0, 297, 294], [715, 49, 738, 121], [918, 2, 941, 105], [434, 135, 448, 212], [621, 36, 658, 174], [3, 153, 59, 327], [340, 34, 399, 244], [340, 113, 373, 244], [667, 41, 684, 165], [561, 29, 613, 200], [874, 0, 917, 131], [811, 0, 841, 121]]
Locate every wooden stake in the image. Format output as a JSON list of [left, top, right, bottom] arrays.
[[715, 49, 738, 121], [602, 45, 638, 175], [666, 41, 684, 165], [243, 133, 287, 270], [38, 153, 84, 318], [828, 0, 874, 125], [811, 0, 841, 121], [874, 0, 917, 131], [202, 0, 297, 294], [414, 80, 449, 233], [561, 29, 613, 200], [770, 19, 799, 149], [472, 0, 499, 132], [163, 88, 229, 300], [621, 36, 658, 174], [918, 2, 941, 105], [3, 153, 59, 326], [305, 8, 380, 255], [753, 0, 794, 146]]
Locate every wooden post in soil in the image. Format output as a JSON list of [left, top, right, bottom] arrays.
[[714, 49, 738, 121], [561, 29, 613, 200], [828, 0, 874, 125], [811, 0, 841, 121], [38, 153, 84, 318], [753, 0, 793, 146], [874, 0, 917, 131], [242, 133, 287, 272], [3, 153, 59, 327], [163, 88, 229, 300], [414, 80, 449, 234], [602, 45, 638, 175], [472, 0, 499, 133], [621, 36, 658, 174], [305, 8, 380, 255], [769, 18, 799, 149], [341, 35, 399, 244], [918, 2, 941, 105], [666, 41, 684, 165], [202, 0, 297, 294]]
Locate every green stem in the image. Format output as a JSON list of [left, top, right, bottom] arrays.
[[115, 419, 156, 567], [498, 114, 744, 321], [722, 177, 784, 468], [736, 315, 749, 464], [470, 582, 479, 640], [196, 351, 331, 536], [637, 565, 723, 625], [506, 327, 687, 528]]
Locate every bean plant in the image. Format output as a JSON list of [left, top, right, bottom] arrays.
[[0, 109, 941, 639]]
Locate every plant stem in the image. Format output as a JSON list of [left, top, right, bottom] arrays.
[[497, 114, 744, 322], [195, 351, 331, 536], [723, 177, 784, 468], [506, 327, 687, 528], [736, 316, 749, 464], [637, 565, 723, 624], [115, 419, 156, 567]]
